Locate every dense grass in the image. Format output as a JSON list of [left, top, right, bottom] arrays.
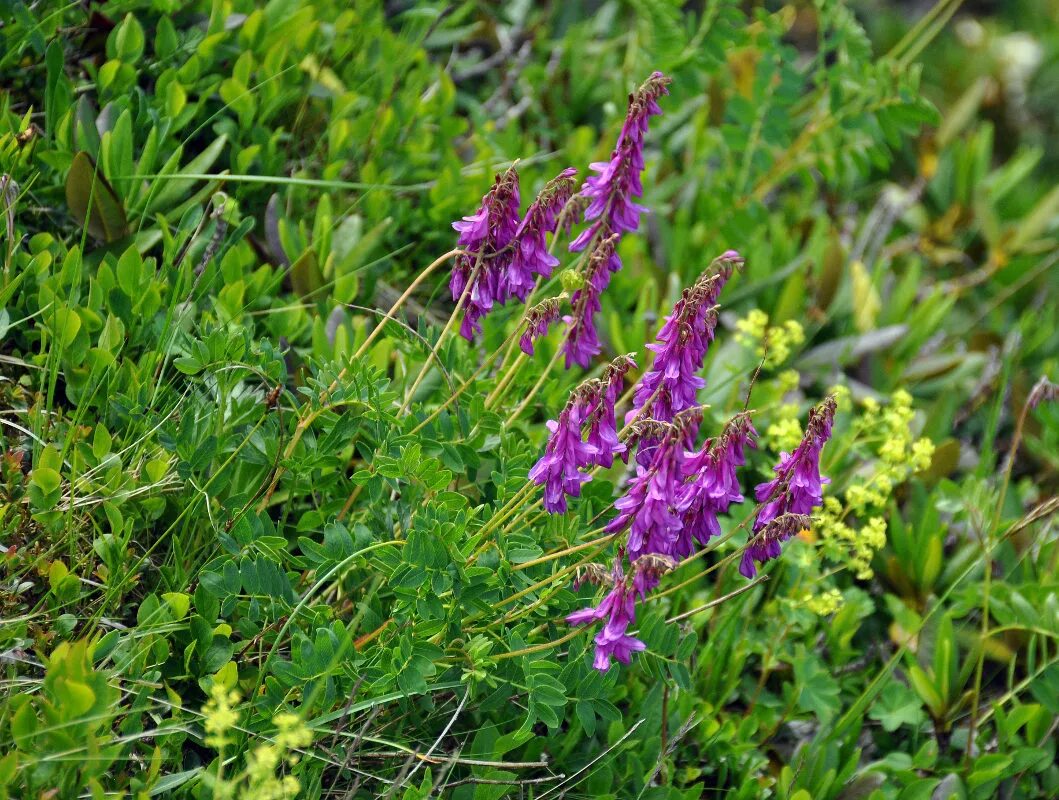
[[1, 1, 1057, 798]]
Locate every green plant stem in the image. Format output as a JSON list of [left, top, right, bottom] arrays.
[[504, 347, 564, 425], [484, 351, 528, 409], [966, 376, 1036, 762], [465, 483, 537, 561], [409, 326, 523, 435], [511, 530, 614, 572], [493, 627, 584, 661], [400, 252, 483, 414], [354, 248, 463, 359]]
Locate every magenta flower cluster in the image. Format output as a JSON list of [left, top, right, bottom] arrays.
[[677, 413, 758, 560], [627, 252, 742, 466], [570, 72, 671, 250], [553, 327, 834, 671], [563, 73, 672, 368], [442, 71, 838, 674], [565, 557, 646, 670], [741, 396, 837, 578], [567, 410, 758, 669], [450, 167, 577, 341], [528, 355, 636, 513], [447, 72, 670, 369], [629, 252, 742, 425], [520, 298, 563, 356], [562, 234, 621, 369], [450, 168, 521, 341]]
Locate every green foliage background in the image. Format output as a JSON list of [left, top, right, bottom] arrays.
[[0, 1, 1057, 798]]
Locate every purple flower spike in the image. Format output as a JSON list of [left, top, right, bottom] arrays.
[[586, 354, 636, 468], [741, 396, 838, 577], [566, 558, 646, 671], [678, 413, 757, 557], [451, 167, 522, 340], [570, 72, 672, 252], [631, 553, 678, 599], [530, 358, 637, 513], [562, 234, 621, 369], [740, 513, 812, 579], [560, 73, 670, 370], [629, 252, 742, 429], [605, 409, 702, 560], [508, 168, 578, 302], [528, 393, 598, 513], [519, 297, 563, 356]]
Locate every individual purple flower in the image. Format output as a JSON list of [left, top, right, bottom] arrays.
[[740, 396, 838, 578], [507, 168, 578, 302], [570, 72, 672, 252], [586, 354, 636, 468], [519, 297, 563, 356], [1027, 376, 1058, 409], [630, 553, 678, 599], [605, 409, 702, 560], [450, 167, 522, 340], [676, 412, 757, 558], [573, 562, 614, 591], [739, 513, 812, 580], [629, 252, 742, 426], [562, 233, 621, 368], [567, 557, 646, 671], [561, 194, 589, 237], [528, 392, 597, 513]]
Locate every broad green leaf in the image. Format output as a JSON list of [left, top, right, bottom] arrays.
[[290, 249, 325, 301], [66, 152, 128, 242]]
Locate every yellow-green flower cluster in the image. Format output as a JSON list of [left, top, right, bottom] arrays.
[[765, 403, 804, 452], [203, 684, 241, 749], [777, 369, 801, 394], [816, 498, 888, 579], [274, 713, 313, 751], [858, 391, 934, 470], [736, 309, 806, 368], [812, 390, 933, 580], [201, 686, 313, 800], [243, 714, 312, 800], [802, 587, 843, 616]]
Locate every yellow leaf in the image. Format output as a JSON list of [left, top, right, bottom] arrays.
[[851, 260, 880, 332], [65, 152, 128, 243]]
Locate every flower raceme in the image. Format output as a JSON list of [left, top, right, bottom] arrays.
[[450, 166, 577, 341], [562, 72, 672, 368], [604, 411, 703, 562], [508, 168, 578, 302], [677, 412, 758, 557], [450, 167, 521, 340], [740, 513, 814, 580], [586, 354, 635, 468], [627, 250, 743, 466], [562, 233, 621, 369], [566, 557, 646, 671], [741, 395, 838, 578], [447, 72, 670, 360], [629, 251, 743, 426], [529, 355, 636, 513], [519, 297, 563, 356], [570, 72, 672, 251], [526, 393, 596, 514]]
